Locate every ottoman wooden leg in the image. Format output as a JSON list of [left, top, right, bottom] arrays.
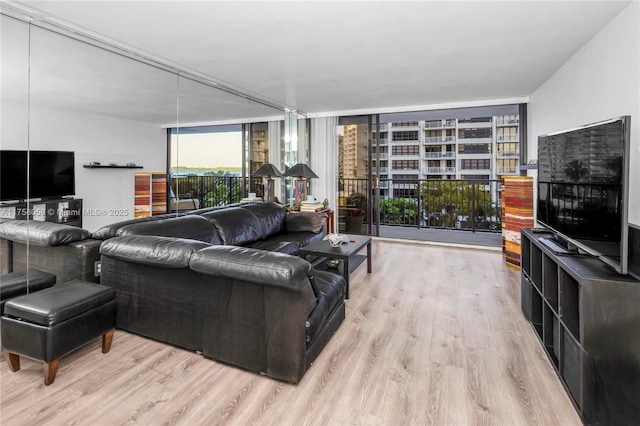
[[5, 352, 21, 372], [44, 360, 59, 386], [102, 329, 115, 354]]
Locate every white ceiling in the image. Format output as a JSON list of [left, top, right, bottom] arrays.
[[3, 0, 632, 122]]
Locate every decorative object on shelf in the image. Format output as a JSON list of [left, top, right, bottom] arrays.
[[284, 163, 318, 206], [323, 198, 329, 209], [253, 163, 283, 203], [326, 259, 340, 269], [323, 233, 349, 248], [502, 176, 534, 269], [134, 172, 167, 217]]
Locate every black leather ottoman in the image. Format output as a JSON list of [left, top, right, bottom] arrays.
[[1, 280, 116, 385], [0, 269, 56, 314]]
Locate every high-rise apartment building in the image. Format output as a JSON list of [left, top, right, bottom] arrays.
[[340, 124, 369, 179], [368, 114, 520, 196]]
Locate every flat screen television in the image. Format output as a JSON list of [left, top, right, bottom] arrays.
[[0, 150, 75, 201], [537, 116, 631, 274], [0, 150, 28, 202]]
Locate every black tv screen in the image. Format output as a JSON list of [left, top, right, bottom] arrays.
[[29, 151, 75, 199], [0, 150, 75, 201], [0, 150, 28, 201], [537, 116, 630, 274]]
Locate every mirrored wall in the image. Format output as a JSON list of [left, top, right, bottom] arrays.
[[0, 8, 300, 278]]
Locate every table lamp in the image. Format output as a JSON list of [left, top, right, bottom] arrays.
[[253, 163, 283, 203], [284, 163, 318, 206]]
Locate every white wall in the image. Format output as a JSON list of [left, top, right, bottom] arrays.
[[2, 102, 166, 231], [528, 1, 640, 225]]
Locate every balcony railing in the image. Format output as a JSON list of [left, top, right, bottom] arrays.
[[378, 138, 388, 145], [425, 167, 456, 174], [498, 166, 518, 174], [496, 117, 520, 125], [373, 167, 389, 174], [338, 177, 502, 233], [497, 135, 519, 142], [497, 150, 519, 157], [391, 138, 419, 144], [424, 120, 456, 129], [171, 175, 261, 209], [423, 151, 455, 159], [424, 136, 456, 144]]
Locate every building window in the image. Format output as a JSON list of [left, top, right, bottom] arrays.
[[393, 174, 419, 180], [461, 159, 491, 170], [498, 142, 518, 156], [458, 144, 492, 154], [392, 131, 419, 141], [392, 160, 419, 170], [458, 128, 492, 139], [393, 121, 419, 127], [392, 145, 420, 155]]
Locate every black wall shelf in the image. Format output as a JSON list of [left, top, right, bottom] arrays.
[[83, 165, 143, 169]]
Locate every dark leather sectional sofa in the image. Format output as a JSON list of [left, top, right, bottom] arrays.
[[0, 203, 346, 382]]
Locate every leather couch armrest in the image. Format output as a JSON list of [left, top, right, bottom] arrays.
[[190, 246, 312, 291]]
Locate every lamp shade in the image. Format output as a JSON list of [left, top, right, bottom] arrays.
[[253, 163, 283, 178], [283, 163, 318, 179]]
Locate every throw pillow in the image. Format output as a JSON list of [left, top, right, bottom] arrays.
[[285, 212, 327, 233]]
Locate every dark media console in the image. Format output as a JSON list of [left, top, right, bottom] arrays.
[[520, 228, 640, 425], [0, 198, 83, 227]]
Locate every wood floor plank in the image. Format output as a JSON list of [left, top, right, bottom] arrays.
[[0, 239, 582, 425]]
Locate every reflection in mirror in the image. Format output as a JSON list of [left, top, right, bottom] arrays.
[[171, 79, 286, 211], [247, 100, 286, 203], [28, 26, 178, 232], [172, 76, 251, 212], [0, 15, 30, 278]]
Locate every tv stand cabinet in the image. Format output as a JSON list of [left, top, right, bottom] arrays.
[[520, 228, 640, 425], [0, 198, 83, 228]]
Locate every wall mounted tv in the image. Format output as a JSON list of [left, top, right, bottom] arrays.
[[0, 150, 75, 202], [537, 116, 631, 274]]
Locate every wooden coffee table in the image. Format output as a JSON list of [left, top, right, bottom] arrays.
[[299, 234, 372, 299]]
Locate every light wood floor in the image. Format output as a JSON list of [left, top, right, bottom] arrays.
[[0, 240, 582, 425]]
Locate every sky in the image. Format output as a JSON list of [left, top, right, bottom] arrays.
[[170, 132, 242, 168]]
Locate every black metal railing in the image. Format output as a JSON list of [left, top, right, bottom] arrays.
[[338, 178, 503, 233], [171, 175, 262, 209]]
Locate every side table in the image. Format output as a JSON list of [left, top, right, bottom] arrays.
[[299, 234, 371, 299]]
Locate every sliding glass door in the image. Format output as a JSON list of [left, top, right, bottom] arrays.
[[337, 115, 380, 236]]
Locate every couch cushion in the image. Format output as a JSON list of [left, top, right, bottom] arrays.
[[200, 207, 264, 246], [285, 211, 327, 233], [92, 215, 173, 240], [190, 245, 312, 290], [116, 215, 221, 245], [0, 220, 91, 246], [246, 240, 300, 256], [100, 235, 211, 268], [306, 271, 345, 346], [241, 203, 287, 237]]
